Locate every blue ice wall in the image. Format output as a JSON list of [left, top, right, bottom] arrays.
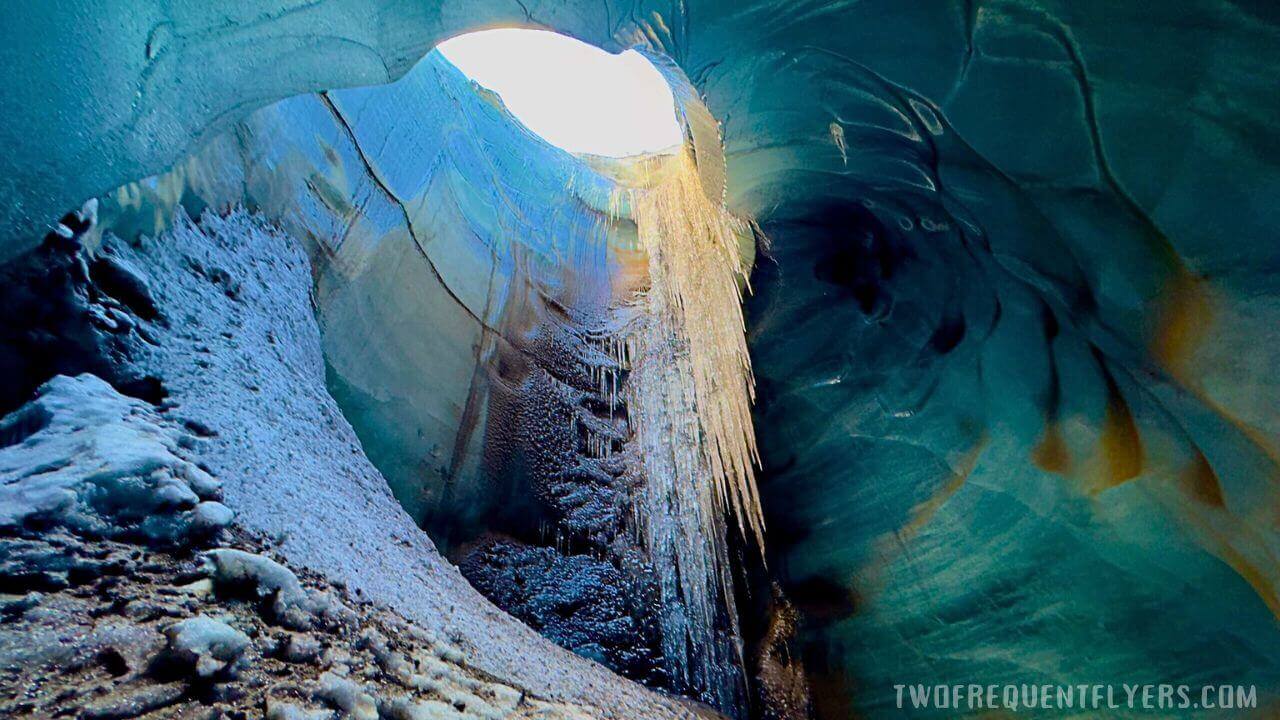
[[3, 2, 1279, 718], [706, 3, 1280, 717]]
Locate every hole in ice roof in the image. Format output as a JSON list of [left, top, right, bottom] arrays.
[[437, 29, 682, 158]]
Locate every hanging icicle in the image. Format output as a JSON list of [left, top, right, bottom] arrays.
[[626, 147, 765, 548]]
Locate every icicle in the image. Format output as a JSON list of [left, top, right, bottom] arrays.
[[585, 145, 761, 712], [626, 147, 766, 548]]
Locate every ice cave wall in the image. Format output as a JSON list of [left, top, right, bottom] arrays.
[[702, 3, 1280, 716], [3, 1, 1280, 718], [91, 53, 624, 545], [46, 44, 747, 714]]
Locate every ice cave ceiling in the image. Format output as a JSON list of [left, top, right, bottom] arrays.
[[2, 1, 1280, 719]]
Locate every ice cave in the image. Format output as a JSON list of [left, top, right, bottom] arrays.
[[1, 3, 1279, 719]]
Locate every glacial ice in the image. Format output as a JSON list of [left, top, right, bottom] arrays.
[[1, 1, 1278, 718], [47, 45, 752, 712]]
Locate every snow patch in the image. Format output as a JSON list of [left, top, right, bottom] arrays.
[[0, 373, 229, 543]]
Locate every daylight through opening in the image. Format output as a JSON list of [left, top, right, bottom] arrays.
[[436, 29, 683, 158]]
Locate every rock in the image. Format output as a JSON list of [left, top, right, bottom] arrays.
[[164, 615, 251, 678], [0, 591, 43, 619], [123, 600, 184, 621], [357, 629, 412, 682], [93, 623, 169, 678], [80, 681, 185, 720], [201, 548, 307, 617], [281, 633, 323, 664], [199, 549, 357, 631], [304, 590, 358, 629], [188, 501, 234, 537], [320, 646, 351, 670], [381, 696, 469, 720], [90, 252, 159, 320], [315, 671, 378, 720], [172, 578, 214, 597], [266, 699, 336, 720], [487, 683, 524, 711]]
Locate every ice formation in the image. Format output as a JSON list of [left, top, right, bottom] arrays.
[[592, 146, 767, 712], [3, 2, 1280, 719], [627, 148, 764, 548]]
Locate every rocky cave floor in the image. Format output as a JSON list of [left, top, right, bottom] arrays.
[[0, 526, 600, 720]]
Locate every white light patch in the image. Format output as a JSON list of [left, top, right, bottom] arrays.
[[437, 29, 682, 158]]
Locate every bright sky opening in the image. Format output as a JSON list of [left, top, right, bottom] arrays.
[[436, 29, 682, 158]]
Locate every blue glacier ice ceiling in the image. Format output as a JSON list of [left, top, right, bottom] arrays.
[[2, 2, 1279, 719]]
